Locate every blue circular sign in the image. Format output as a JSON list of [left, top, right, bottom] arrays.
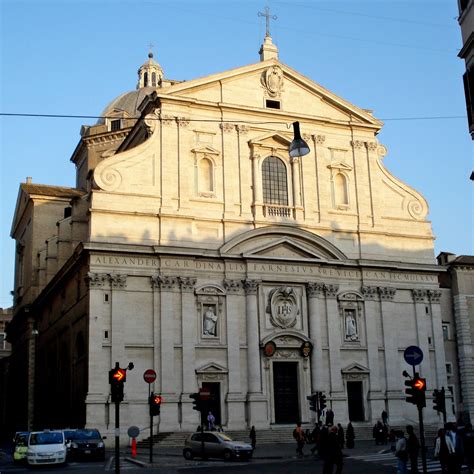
[[404, 345, 424, 366]]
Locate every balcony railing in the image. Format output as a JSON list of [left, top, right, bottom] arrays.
[[263, 204, 293, 218]]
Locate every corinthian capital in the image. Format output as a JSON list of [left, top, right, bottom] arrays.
[[412, 289, 428, 302], [378, 287, 396, 301], [179, 277, 196, 292], [244, 279, 260, 295], [85, 272, 108, 288], [361, 286, 378, 300], [427, 289, 441, 303], [306, 282, 325, 297], [109, 274, 127, 288], [224, 279, 244, 294], [324, 284, 339, 299]]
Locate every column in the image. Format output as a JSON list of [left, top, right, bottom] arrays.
[[361, 286, 385, 421], [379, 287, 404, 422], [180, 276, 198, 430], [158, 275, 179, 430], [244, 279, 267, 427], [224, 279, 246, 428], [306, 283, 326, 393], [428, 289, 450, 422]]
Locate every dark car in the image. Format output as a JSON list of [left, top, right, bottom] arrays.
[[183, 431, 253, 461], [66, 429, 106, 461]]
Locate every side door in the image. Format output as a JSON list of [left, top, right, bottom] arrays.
[[202, 433, 221, 457]]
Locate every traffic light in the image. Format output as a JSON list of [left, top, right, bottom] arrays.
[[433, 388, 446, 415], [190, 392, 202, 412], [149, 393, 162, 416], [307, 394, 317, 412], [109, 367, 126, 403], [318, 392, 327, 412], [405, 372, 426, 407]]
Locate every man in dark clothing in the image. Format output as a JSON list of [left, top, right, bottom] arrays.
[[323, 426, 343, 474], [382, 409, 389, 426], [406, 425, 420, 473], [326, 408, 334, 426]]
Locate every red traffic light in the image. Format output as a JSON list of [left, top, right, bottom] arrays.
[[152, 395, 162, 405], [413, 378, 426, 391], [112, 368, 126, 383]]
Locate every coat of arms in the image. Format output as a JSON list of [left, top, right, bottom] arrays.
[[267, 287, 299, 329], [261, 66, 283, 98]]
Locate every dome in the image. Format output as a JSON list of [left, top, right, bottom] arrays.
[[97, 87, 156, 125]]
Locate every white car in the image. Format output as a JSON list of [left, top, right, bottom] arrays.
[[27, 430, 67, 466]]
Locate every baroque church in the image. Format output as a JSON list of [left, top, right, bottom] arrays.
[[6, 28, 470, 439]]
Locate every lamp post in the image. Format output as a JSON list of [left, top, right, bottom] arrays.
[[289, 122, 310, 158]]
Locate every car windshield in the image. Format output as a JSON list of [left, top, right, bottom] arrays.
[[30, 432, 64, 445], [73, 430, 101, 440], [217, 434, 233, 441]]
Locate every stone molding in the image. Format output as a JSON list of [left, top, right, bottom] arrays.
[[306, 282, 325, 297], [324, 284, 339, 299], [412, 289, 428, 302], [244, 279, 260, 295], [220, 122, 234, 133], [351, 140, 364, 149], [361, 286, 378, 300], [261, 65, 283, 98], [378, 287, 396, 301], [236, 124, 249, 134], [223, 279, 244, 294], [177, 117, 190, 127], [179, 277, 196, 292], [85, 272, 108, 288], [150, 275, 180, 290], [160, 115, 174, 126], [366, 141, 378, 151], [110, 274, 127, 288], [427, 289, 442, 303]]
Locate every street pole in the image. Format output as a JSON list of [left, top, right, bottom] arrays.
[[115, 400, 120, 474], [316, 392, 321, 424], [418, 404, 427, 474], [149, 385, 153, 464]]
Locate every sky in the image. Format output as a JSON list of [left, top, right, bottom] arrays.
[[0, 0, 473, 308]]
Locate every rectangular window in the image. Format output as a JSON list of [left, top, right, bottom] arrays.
[[266, 99, 281, 109], [104, 293, 109, 303], [110, 119, 121, 131], [442, 323, 449, 341], [446, 363, 453, 376]]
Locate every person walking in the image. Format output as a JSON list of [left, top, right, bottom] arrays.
[[434, 428, 454, 473], [207, 411, 215, 431], [446, 423, 464, 474], [326, 408, 334, 426], [395, 430, 408, 474], [249, 426, 256, 450], [374, 420, 384, 445], [382, 409, 389, 426], [310, 423, 321, 454], [293, 422, 305, 456], [337, 423, 345, 449], [323, 426, 343, 474], [406, 425, 420, 473], [346, 422, 355, 449]]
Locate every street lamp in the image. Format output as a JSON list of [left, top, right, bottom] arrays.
[[289, 121, 310, 158]]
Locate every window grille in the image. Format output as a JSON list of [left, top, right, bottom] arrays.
[[262, 156, 288, 206]]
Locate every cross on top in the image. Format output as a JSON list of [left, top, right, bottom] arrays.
[[258, 6, 277, 38], [148, 42, 154, 56]]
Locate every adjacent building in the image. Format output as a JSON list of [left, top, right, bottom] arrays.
[[6, 33, 466, 438]]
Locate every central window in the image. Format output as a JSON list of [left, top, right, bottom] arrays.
[[262, 156, 288, 205]]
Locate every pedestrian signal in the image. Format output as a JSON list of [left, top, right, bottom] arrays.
[[190, 392, 202, 412]]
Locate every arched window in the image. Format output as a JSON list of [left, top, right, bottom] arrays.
[[262, 156, 288, 205], [198, 158, 213, 192], [151, 72, 157, 86], [334, 173, 348, 207], [144, 72, 148, 87]]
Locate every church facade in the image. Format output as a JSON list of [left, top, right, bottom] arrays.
[[7, 33, 458, 438]]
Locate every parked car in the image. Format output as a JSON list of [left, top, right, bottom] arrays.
[[27, 430, 67, 466], [12, 431, 29, 463], [183, 431, 253, 461], [66, 428, 106, 460]]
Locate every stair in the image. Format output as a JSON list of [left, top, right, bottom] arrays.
[[137, 422, 440, 448]]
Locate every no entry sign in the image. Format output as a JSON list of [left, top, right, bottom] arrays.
[[143, 369, 157, 384]]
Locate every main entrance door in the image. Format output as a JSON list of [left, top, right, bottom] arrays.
[[202, 382, 221, 427], [273, 362, 299, 423], [347, 381, 365, 421]]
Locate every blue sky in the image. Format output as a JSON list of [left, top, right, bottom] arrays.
[[0, 0, 472, 308]]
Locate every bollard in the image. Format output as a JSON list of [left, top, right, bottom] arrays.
[[131, 437, 137, 458]]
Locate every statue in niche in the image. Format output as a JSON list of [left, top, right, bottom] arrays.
[[203, 306, 218, 336], [345, 309, 358, 341]]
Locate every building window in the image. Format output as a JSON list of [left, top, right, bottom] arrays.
[[334, 173, 349, 207], [262, 156, 288, 205], [442, 323, 449, 341], [446, 363, 453, 376], [110, 119, 121, 132], [152, 72, 157, 86], [198, 158, 214, 193], [144, 72, 148, 87], [266, 99, 281, 109]]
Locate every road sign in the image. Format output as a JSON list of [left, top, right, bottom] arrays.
[[143, 369, 157, 384], [127, 426, 140, 438], [199, 388, 211, 400], [404, 346, 424, 366]]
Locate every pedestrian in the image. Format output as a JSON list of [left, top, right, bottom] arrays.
[[434, 428, 454, 473], [382, 409, 389, 426], [463, 423, 474, 474], [326, 408, 334, 426], [374, 420, 384, 445], [337, 423, 345, 449], [310, 423, 321, 454], [406, 425, 420, 474], [249, 426, 256, 450], [322, 426, 343, 474], [395, 430, 408, 474], [293, 422, 305, 456], [207, 411, 215, 431], [346, 422, 355, 449], [446, 423, 464, 473]]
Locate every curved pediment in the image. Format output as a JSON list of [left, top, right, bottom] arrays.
[[220, 226, 346, 261]]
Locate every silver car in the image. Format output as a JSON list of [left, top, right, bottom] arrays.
[[183, 431, 253, 461]]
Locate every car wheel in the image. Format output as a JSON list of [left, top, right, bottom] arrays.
[[183, 449, 194, 460], [223, 450, 233, 461]]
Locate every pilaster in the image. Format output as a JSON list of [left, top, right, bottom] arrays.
[[411, 289, 433, 381]]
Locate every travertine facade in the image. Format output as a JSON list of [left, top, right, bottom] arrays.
[[7, 36, 463, 438]]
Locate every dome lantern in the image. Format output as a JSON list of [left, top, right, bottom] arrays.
[[137, 45, 164, 89]]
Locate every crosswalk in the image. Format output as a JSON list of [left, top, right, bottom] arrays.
[[347, 451, 468, 473]]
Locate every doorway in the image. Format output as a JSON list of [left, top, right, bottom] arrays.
[[273, 362, 299, 423], [202, 382, 221, 427], [347, 381, 365, 421]]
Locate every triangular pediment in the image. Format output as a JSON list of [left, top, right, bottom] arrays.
[[327, 161, 353, 172], [157, 59, 382, 128], [341, 363, 370, 375], [244, 237, 325, 260], [196, 363, 228, 374], [191, 145, 220, 155]]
